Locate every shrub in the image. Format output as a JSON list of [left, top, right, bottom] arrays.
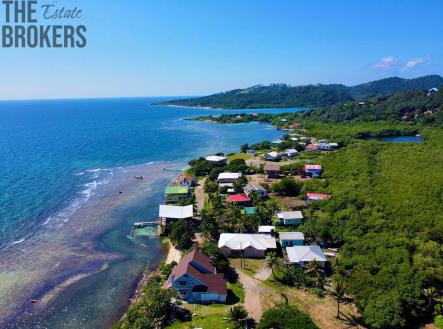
[[258, 304, 318, 329]]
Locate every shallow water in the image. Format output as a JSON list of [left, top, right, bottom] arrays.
[[0, 98, 305, 328]]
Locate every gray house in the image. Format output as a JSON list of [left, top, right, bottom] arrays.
[[244, 183, 268, 199], [164, 250, 227, 303]]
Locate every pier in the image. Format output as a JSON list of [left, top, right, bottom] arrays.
[[131, 221, 162, 236]]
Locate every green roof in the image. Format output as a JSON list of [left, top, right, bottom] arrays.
[[165, 186, 189, 195]]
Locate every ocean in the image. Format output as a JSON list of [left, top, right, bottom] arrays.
[[0, 97, 303, 328]]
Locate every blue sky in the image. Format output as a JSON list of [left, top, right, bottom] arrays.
[[1, 0, 442, 99]]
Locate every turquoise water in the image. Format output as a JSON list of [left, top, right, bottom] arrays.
[[0, 98, 304, 328]]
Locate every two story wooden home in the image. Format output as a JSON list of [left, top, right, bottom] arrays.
[[164, 249, 227, 303]]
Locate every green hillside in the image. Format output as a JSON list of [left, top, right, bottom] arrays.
[[159, 75, 443, 109]]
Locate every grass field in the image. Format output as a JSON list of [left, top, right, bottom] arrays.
[[227, 153, 253, 162], [167, 281, 245, 329]]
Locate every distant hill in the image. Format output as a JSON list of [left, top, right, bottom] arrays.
[[159, 75, 443, 109], [301, 88, 443, 125], [350, 75, 443, 99]]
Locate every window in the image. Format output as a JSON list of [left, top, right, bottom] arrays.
[[179, 281, 187, 286]]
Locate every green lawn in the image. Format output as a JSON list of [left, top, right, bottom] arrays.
[[227, 153, 253, 162], [167, 303, 234, 329], [167, 281, 244, 329], [229, 258, 265, 277]]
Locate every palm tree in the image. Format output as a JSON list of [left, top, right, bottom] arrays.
[[341, 311, 364, 329], [305, 260, 325, 288], [234, 221, 246, 233], [423, 287, 441, 305], [331, 276, 347, 318], [266, 252, 281, 278], [226, 305, 249, 328]]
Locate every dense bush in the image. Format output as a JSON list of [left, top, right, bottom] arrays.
[[258, 304, 319, 329], [114, 275, 181, 329], [271, 177, 302, 196], [169, 219, 194, 250]]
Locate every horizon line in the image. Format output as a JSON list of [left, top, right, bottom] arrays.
[[1, 73, 441, 102]]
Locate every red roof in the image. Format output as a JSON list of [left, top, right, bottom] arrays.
[[307, 193, 332, 199], [228, 194, 251, 203], [306, 145, 318, 151], [167, 249, 227, 295]]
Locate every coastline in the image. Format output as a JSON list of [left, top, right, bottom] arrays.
[[128, 238, 181, 307], [0, 161, 184, 328]]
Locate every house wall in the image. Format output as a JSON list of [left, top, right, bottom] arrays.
[[194, 292, 227, 303], [221, 246, 267, 258], [165, 193, 190, 204], [291, 260, 325, 268], [218, 178, 238, 184], [283, 218, 302, 225], [281, 239, 304, 247], [171, 274, 203, 301], [265, 170, 279, 178]]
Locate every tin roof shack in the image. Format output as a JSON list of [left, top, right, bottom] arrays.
[[277, 210, 304, 225], [304, 164, 322, 178], [217, 172, 242, 185], [164, 186, 191, 204], [264, 163, 280, 179], [306, 192, 332, 205], [279, 232, 304, 247], [263, 151, 281, 162], [227, 194, 251, 206], [244, 183, 268, 199]]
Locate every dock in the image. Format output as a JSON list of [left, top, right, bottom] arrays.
[[131, 221, 162, 236]]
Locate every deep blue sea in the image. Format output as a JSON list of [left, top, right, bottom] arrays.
[[0, 97, 303, 328]]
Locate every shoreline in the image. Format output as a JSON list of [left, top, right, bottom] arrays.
[[128, 238, 181, 306], [0, 161, 184, 328]]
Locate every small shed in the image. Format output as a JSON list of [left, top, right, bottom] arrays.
[[279, 232, 304, 247], [277, 211, 304, 225], [227, 194, 251, 205], [264, 163, 280, 179], [263, 151, 281, 162]]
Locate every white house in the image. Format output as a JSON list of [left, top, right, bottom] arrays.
[[258, 225, 276, 234], [284, 149, 298, 157], [217, 172, 242, 184], [277, 211, 304, 225], [159, 204, 193, 225], [205, 155, 227, 164], [316, 143, 339, 151], [218, 233, 277, 258], [286, 246, 327, 268]]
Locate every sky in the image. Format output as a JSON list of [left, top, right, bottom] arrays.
[[1, 0, 442, 100]]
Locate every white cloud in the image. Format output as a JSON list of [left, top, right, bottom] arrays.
[[401, 57, 431, 71], [373, 56, 398, 69]]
